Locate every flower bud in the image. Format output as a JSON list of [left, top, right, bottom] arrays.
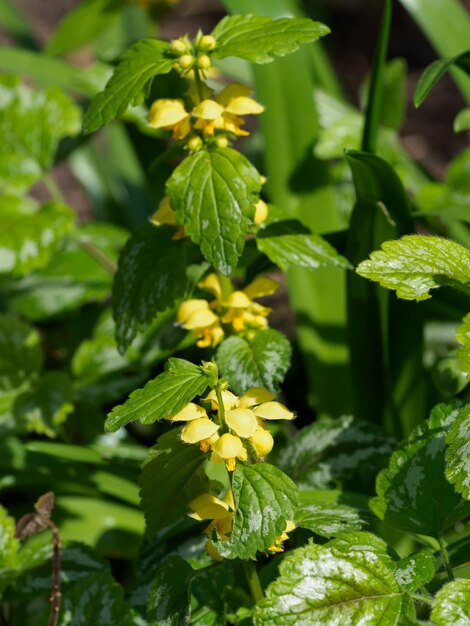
[[215, 136, 229, 149], [179, 54, 194, 70], [187, 135, 203, 151], [170, 38, 188, 55], [197, 54, 212, 70], [199, 35, 217, 51], [251, 428, 274, 458]]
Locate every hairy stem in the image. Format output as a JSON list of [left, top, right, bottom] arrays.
[[45, 521, 62, 626], [243, 560, 263, 604], [438, 535, 455, 581]]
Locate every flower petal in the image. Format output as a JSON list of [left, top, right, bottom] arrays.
[[216, 83, 253, 106], [237, 387, 275, 408], [254, 199, 269, 225], [151, 197, 177, 226], [198, 273, 223, 302], [148, 99, 189, 128], [225, 408, 258, 438], [243, 276, 279, 300], [211, 433, 244, 459], [251, 428, 274, 457], [189, 494, 230, 520], [204, 389, 238, 411], [168, 402, 207, 422], [193, 99, 224, 120], [224, 96, 264, 116], [253, 402, 294, 421], [181, 418, 219, 444], [223, 291, 251, 308]]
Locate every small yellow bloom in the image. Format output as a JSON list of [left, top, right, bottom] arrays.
[[237, 387, 275, 409], [267, 520, 296, 553], [211, 433, 247, 471], [148, 99, 191, 140], [198, 273, 223, 305], [251, 427, 274, 458], [225, 408, 258, 438], [181, 417, 219, 444], [204, 389, 238, 411], [189, 494, 230, 521], [176, 300, 224, 348], [253, 402, 294, 421], [167, 402, 207, 421], [254, 199, 269, 225], [151, 197, 185, 240]]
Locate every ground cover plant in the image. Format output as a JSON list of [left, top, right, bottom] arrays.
[[0, 0, 470, 623]]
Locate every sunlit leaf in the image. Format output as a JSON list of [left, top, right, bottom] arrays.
[[445, 403, 470, 500], [430, 579, 470, 625]]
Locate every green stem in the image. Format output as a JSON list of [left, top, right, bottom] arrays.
[[193, 65, 204, 104], [361, 0, 392, 153], [410, 593, 433, 606], [44, 174, 66, 203], [438, 535, 455, 581], [215, 385, 226, 426], [78, 240, 117, 276], [243, 560, 264, 604]]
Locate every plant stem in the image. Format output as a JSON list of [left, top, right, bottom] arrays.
[[44, 174, 66, 204], [215, 385, 226, 425], [46, 520, 62, 626], [243, 560, 263, 604], [78, 240, 117, 276], [193, 65, 204, 104], [438, 535, 455, 581], [410, 593, 433, 606], [361, 0, 392, 153]]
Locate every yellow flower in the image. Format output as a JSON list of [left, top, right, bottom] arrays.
[[193, 83, 264, 137], [151, 197, 185, 240], [204, 389, 238, 411], [181, 417, 219, 452], [166, 402, 207, 421], [176, 300, 224, 348], [221, 276, 279, 332], [251, 427, 274, 457], [189, 491, 235, 560], [148, 99, 191, 139], [254, 199, 269, 225], [253, 402, 294, 421], [224, 408, 258, 438], [211, 433, 247, 471], [267, 520, 296, 553]]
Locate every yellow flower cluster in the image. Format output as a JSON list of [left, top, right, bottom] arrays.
[[148, 83, 264, 147], [177, 273, 278, 348], [166, 386, 294, 471], [189, 491, 296, 560]]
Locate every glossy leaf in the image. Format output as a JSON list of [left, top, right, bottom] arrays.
[[371, 402, 470, 537], [216, 329, 291, 395], [13, 372, 74, 438], [0, 197, 74, 276], [276, 415, 394, 490], [430, 579, 470, 625], [414, 51, 470, 107], [295, 491, 363, 538], [357, 235, 470, 301], [106, 358, 209, 432], [147, 555, 193, 626], [83, 39, 173, 134], [0, 315, 42, 391], [256, 219, 351, 272], [445, 403, 470, 500], [456, 314, 470, 379], [167, 147, 261, 276], [139, 429, 207, 537], [211, 15, 330, 64], [113, 223, 189, 352], [0, 83, 80, 193], [0, 505, 19, 571], [254, 541, 408, 625], [392, 551, 435, 592], [214, 463, 298, 560]]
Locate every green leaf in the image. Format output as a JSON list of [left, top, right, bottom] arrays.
[[83, 39, 173, 134], [214, 463, 298, 560], [295, 490, 363, 537], [445, 403, 470, 500], [47, 0, 121, 56], [139, 429, 207, 537], [392, 551, 435, 592], [254, 541, 408, 625], [13, 372, 74, 438], [216, 329, 291, 395], [211, 15, 330, 64], [113, 223, 189, 352], [456, 313, 470, 379], [414, 51, 470, 107], [0, 315, 42, 391], [356, 235, 470, 301], [454, 107, 470, 133], [147, 555, 193, 626], [361, 58, 407, 131], [431, 579, 470, 626], [166, 147, 261, 276], [256, 219, 351, 272], [10, 223, 127, 321], [276, 415, 394, 490], [0, 197, 74, 276], [60, 572, 134, 626], [106, 358, 209, 432], [370, 402, 470, 537], [0, 505, 19, 571], [0, 83, 80, 193]]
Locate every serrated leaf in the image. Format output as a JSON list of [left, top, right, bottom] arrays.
[[216, 329, 291, 395], [47, 0, 121, 56], [256, 219, 351, 272], [431, 579, 470, 626], [13, 372, 74, 438], [83, 39, 173, 134], [356, 235, 470, 301], [276, 415, 394, 490], [414, 51, 470, 107], [60, 572, 134, 626], [371, 402, 470, 537], [211, 15, 330, 64], [214, 463, 298, 560], [392, 551, 435, 592], [0, 315, 42, 391], [0, 197, 74, 276], [254, 541, 408, 625], [106, 358, 209, 432], [445, 403, 470, 500], [147, 555, 193, 626], [139, 429, 207, 537], [113, 223, 189, 352], [10, 223, 127, 321], [456, 313, 470, 380], [0, 83, 80, 193], [167, 147, 261, 276], [295, 491, 363, 538]]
